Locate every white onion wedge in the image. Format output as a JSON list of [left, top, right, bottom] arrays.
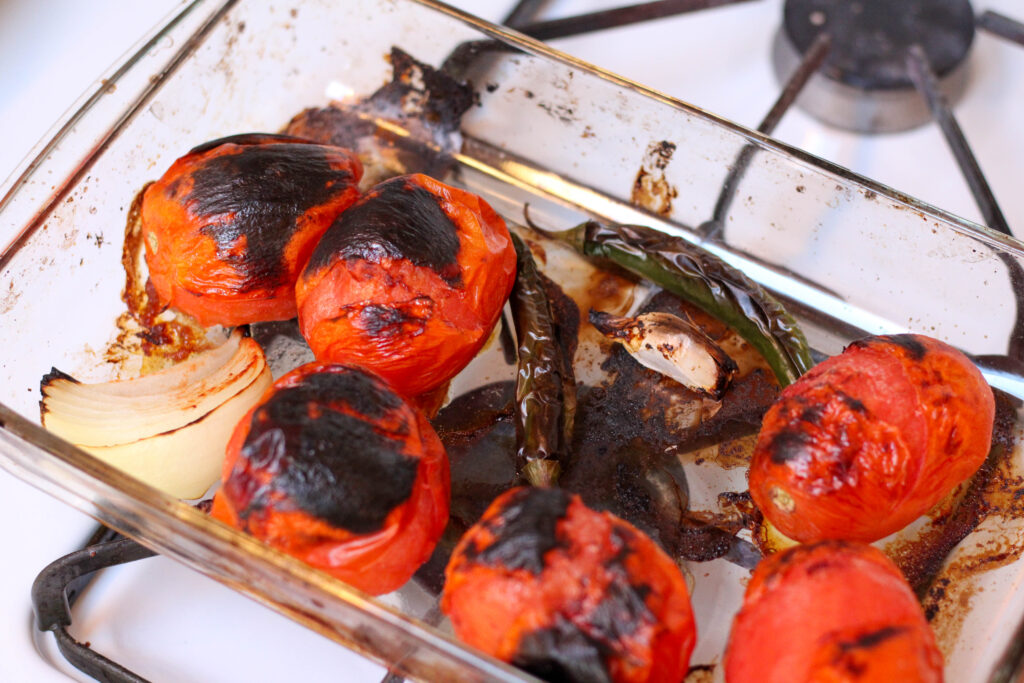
[[590, 309, 738, 399], [40, 330, 272, 499]]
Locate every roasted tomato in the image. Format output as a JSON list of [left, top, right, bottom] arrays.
[[442, 487, 696, 683], [295, 173, 516, 398], [749, 333, 994, 543], [725, 540, 943, 683], [210, 362, 449, 595], [141, 133, 362, 327]]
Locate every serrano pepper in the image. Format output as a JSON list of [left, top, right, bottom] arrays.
[[509, 232, 577, 487], [541, 220, 813, 386]]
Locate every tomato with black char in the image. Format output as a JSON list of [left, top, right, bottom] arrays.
[[442, 487, 696, 683], [749, 333, 994, 543], [142, 133, 362, 327], [296, 173, 516, 398], [211, 362, 449, 596]]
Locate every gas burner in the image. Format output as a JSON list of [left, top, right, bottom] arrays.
[[774, 0, 976, 133]]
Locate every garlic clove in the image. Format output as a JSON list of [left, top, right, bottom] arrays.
[[590, 309, 737, 399]]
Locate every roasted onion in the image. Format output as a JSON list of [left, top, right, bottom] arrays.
[[40, 330, 271, 499]]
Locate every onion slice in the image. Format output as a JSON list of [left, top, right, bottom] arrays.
[[590, 309, 737, 399], [40, 330, 272, 499]]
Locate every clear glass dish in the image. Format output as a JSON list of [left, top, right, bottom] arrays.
[[2, 1, 1023, 680]]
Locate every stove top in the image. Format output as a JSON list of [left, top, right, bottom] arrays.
[[1, 0, 1021, 681]]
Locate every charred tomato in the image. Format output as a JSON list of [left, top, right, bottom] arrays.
[[725, 541, 943, 683], [210, 362, 449, 595], [295, 173, 516, 398], [141, 133, 362, 327], [749, 333, 994, 543], [442, 487, 696, 683]]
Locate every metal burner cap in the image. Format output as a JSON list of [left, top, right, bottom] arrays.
[[774, 0, 976, 133]]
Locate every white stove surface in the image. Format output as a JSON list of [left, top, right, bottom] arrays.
[[1, 0, 1022, 681]]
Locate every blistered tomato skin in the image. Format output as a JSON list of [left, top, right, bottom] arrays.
[[749, 333, 995, 543], [141, 133, 363, 327], [296, 173, 516, 398], [442, 487, 696, 683], [210, 362, 449, 596], [725, 541, 943, 683]]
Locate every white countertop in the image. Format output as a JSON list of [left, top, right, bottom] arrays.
[[1, 5, 184, 681]]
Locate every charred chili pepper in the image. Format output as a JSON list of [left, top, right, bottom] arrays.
[[510, 232, 577, 488], [141, 133, 363, 327], [295, 173, 516, 398], [210, 362, 450, 596], [750, 333, 995, 544], [725, 541, 943, 683], [539, 221, 813, 386], [442, 486, 696, 683]]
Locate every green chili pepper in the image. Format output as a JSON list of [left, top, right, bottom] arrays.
[[545, 221, 813, 386], [509, 232, 577, 487]]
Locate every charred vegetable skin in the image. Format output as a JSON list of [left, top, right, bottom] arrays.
[[141, 134, 363, 327], [296, 173, 516, 398], [510, 233, 577, 488], [442, 487, 696, 683], [210, 362, 449, 595], [750, 334, 995, 543], [545, 221, 812, 386], [725, 541, 943, 683]]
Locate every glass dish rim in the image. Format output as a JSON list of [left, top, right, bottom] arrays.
[[3, 0, 1023, 263], [1, 0, 1023, 680]]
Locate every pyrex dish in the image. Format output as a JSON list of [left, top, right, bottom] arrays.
[[2, 1, 1024, 681]]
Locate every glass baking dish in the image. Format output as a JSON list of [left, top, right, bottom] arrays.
[[3, 0, 1024, 680]]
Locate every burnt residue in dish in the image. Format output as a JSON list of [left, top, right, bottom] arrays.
[[304, 177, 462, 286], [183, 137, 358, 290], [115, 185, 210, 368], [879, 388, 1024, 654], [432, 286, 774, 566], [631, 140, 679, 218], [433, 381, 520, 530], [285, 47, 474, 187], [232, 371, 418, 534], [562, 291, 778, 556], [889, 390, 1018, 595]]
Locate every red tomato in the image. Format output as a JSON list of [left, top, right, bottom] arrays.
[[442, 487, 696, 683], [142, 133, 362, 327], [725, 541, 943, 683], [210, 362, 449, 596], [295, 173, 516, 398], [749, 333, 994, 543]]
